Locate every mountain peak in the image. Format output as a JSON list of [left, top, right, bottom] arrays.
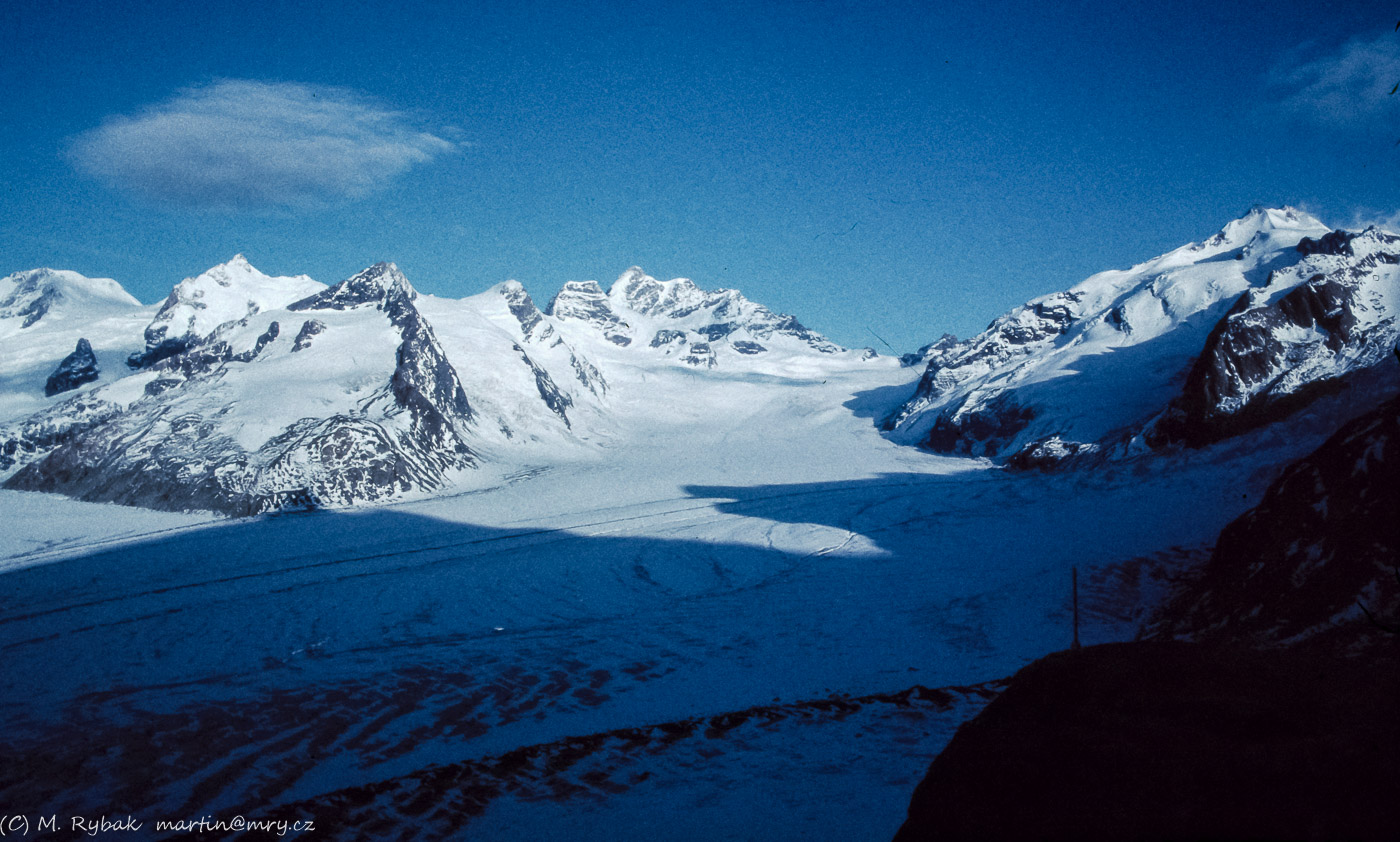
[[1, 268, 142, 328], [1206, 206, 1328, 251], [289, 262, 415, 312]]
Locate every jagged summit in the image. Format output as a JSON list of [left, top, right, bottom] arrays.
[[607, 267, 706, 317], [546, 279, 633, 346], [545, 267, 847, 364], [289, 262, 416, 312]]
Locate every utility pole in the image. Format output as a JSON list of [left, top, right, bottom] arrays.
[[1071, 566, 1082, 651]]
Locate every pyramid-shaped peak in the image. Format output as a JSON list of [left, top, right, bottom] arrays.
[[194, 254, 270, 287], [288, 262, 416, 312]]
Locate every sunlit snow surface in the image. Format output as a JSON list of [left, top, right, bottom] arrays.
[[0, 359, 1310, 840]]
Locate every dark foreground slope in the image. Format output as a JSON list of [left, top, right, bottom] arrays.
[[893, 642, 1398, 842], [894, 393, 1400, 841]]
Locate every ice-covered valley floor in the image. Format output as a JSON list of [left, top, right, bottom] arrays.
[[0, 358, 1315, 841]]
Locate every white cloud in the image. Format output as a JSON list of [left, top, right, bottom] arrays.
[[1271, 34, 1400, 125], [69, 80, 455, 208]]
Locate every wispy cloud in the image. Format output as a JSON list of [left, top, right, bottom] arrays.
[[1269, 34, 1400, 126], [68, 80, 454, 208], [1348, 208, 1400, 232]]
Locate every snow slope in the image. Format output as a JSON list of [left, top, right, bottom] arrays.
[[0, 268, 152, 422]]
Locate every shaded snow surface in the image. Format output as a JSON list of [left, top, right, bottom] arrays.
[[0, 356, 1312, 840]]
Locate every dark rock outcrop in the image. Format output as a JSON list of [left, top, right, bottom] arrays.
[[514, 344, 572, 426], [680, 342, 716, 368], [1150, 230, 1399, 448], [0, 395, 124, 473], [44, 339, 100, 396], [1003, 436, 1098, 471], [921, 398, 1035, 458], [546, 280, 632, 347], [289, 262, 409, 311], [291, 319, 325, 352], [1295, 230, 1356, 257]]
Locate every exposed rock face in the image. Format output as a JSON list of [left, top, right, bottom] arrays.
[[1151, 394, 1400, 647], [291, 319, 325, 352], [44, 339, 100, 396], [546, 280, 633, 346], [881, 290, 1092, 455], [132, 255, 322, 368], [893, 643, 1399, 842], [2, 273, 66, 329], [680, 342, 717, 368], [0, 394, 125, 474], [513, 345, 572, 426], [1004, 435, 1098, 471], [498, 280, 551, 342], [1150, 228, 1400, 447], [899, 334, 959, 368], [289, 261, 403, 312], [886, 208, 1399, 463], [490, 280, 605, 396], [1, 269, 141, 329]]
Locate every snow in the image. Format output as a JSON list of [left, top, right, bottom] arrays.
[[0, 343, 1313, 839], [886, 207, 1398, 456]]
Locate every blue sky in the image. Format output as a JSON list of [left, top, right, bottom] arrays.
[[1, 0, 1396, 351]]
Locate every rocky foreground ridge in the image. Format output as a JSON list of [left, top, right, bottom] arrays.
[[894, 387, 1400, 841]]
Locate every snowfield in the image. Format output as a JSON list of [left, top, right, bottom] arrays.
[[0, 354, 1320, 841]]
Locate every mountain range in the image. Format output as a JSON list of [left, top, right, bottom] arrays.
[[2, 206, 1397, 517]]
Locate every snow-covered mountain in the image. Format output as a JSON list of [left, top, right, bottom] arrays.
[[4, 263, 481, 514], [0, 258, 875, 514], [546, 267, 853, 367], [131, 254, 325, 367], [884, 207, 1400, 464]]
